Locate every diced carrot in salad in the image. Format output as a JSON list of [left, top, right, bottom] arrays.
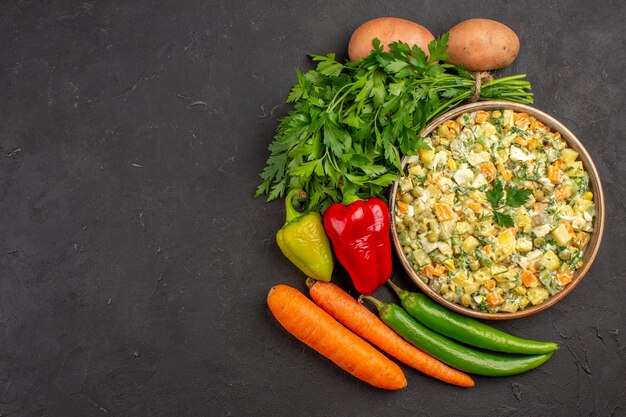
[[521, 269, 539, 288], [485, 292, 504, 307], [479, 162, 497, 183], [420, 264, 446, 278], [497, 162, 513, 181], [434, 203, 454, 222], [514, 112, 530, 128], [397, 201, 409, 214], [527, 138, 541, 151], [474, 111, 490, 124], [468, 202, 483, 214], [556, 273, 573, 286], [554, 184, 572, 201], [530, 119, 548, 132], [548, 160, 565, 184], [483, 279, 496, 290], [444, 120, 460, 135]]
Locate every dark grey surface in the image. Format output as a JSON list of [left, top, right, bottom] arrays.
[[1, 0, 625, 416]]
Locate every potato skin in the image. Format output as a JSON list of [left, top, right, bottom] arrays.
[[348, 17, 435, 62], [445, 19, 520, 71]]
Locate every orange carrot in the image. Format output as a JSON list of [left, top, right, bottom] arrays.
[[497, 161, 513, 181], [514, 112, 530, 128], [530, 118, 548, 132], [556, 273, 573, 286], [467, 202, 483, 214], [554, 184, 572, 201], [526, 138, 541, 152], [548, 160, 565, 184], [474, 110, 489, 124], [434, 203, 454, 222], [479, 162, 497, 183], [514, 135, 527, 147], [267, 284, 407, 390], [482, 279, 496, 290], [397, 201, 410, 214], [521, 268, 539, 288], [573, 231, 590, 248], [306, 280, 475, 388], [419, 264, 446, 278], [485, 291, 504, 307], [444, 120, 461, 135]]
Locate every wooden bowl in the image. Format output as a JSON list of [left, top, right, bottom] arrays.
[[389, 101, 605, 320]]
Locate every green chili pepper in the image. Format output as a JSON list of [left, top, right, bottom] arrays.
[[389, 282, 559, 355], [387, 281, 559, 355], [361, 296, 553, 377], [275, 189, 333, 282]]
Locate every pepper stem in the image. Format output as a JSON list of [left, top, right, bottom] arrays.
[[305, 278, 317, 289], [359, 295, 384, 313], [342, 193, 362, 205], [284, 188, 305, 223], [387, 280, 409, 301]]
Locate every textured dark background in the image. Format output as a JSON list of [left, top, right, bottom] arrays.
[[1, 0, 625, 416]]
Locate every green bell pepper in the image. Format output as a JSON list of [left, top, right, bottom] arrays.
[[276, 189, 333, 281]]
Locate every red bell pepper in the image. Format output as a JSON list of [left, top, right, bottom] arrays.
[[323, 198, 393, 294]]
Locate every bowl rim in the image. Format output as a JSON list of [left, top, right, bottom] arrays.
[[389, 100, 605, 320]]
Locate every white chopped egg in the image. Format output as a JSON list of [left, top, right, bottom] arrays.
[[467, 151, 491, 167], [471, 173, 488, 189], [531, 224, 553, 238], [438, 177, 453, 191], [420, 238, 439, 254], [453, 168, 474, 186], [438, 242, 453, 257], [432, 151, 448, 171], [518, 256, 530, 270], [526, 250, 543, 262], [538, 178, 554, 188], [572, 216, 586, 230], [510, 145, 534, 162]]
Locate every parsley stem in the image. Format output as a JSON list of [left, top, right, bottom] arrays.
[[327, 81, 359, 112]]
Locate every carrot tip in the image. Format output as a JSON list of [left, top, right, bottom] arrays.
[[305, 278, 316, 289], [267, 286, 276, 298]]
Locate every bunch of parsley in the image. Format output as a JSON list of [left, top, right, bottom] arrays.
[[256, 33, 533, 213]]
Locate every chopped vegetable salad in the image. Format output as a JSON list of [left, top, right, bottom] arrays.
[[395, 109, 595, 313]]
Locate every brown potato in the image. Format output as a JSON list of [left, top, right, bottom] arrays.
[[348, 17, 435, 61], [445, 19, 520, 71]]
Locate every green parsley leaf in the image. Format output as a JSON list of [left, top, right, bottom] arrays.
[[386, 59, 410, 74], [409, 44, 427, 68], [506, 186, 533, 208], [487, 179, 532, 226], [427, 32, 450, 64], [322, 116, 348, 157], [486, 179, 505, 208], [370, 173, 398, 187], [494, 211, 515, 227], [310, 53, 344, 77]]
